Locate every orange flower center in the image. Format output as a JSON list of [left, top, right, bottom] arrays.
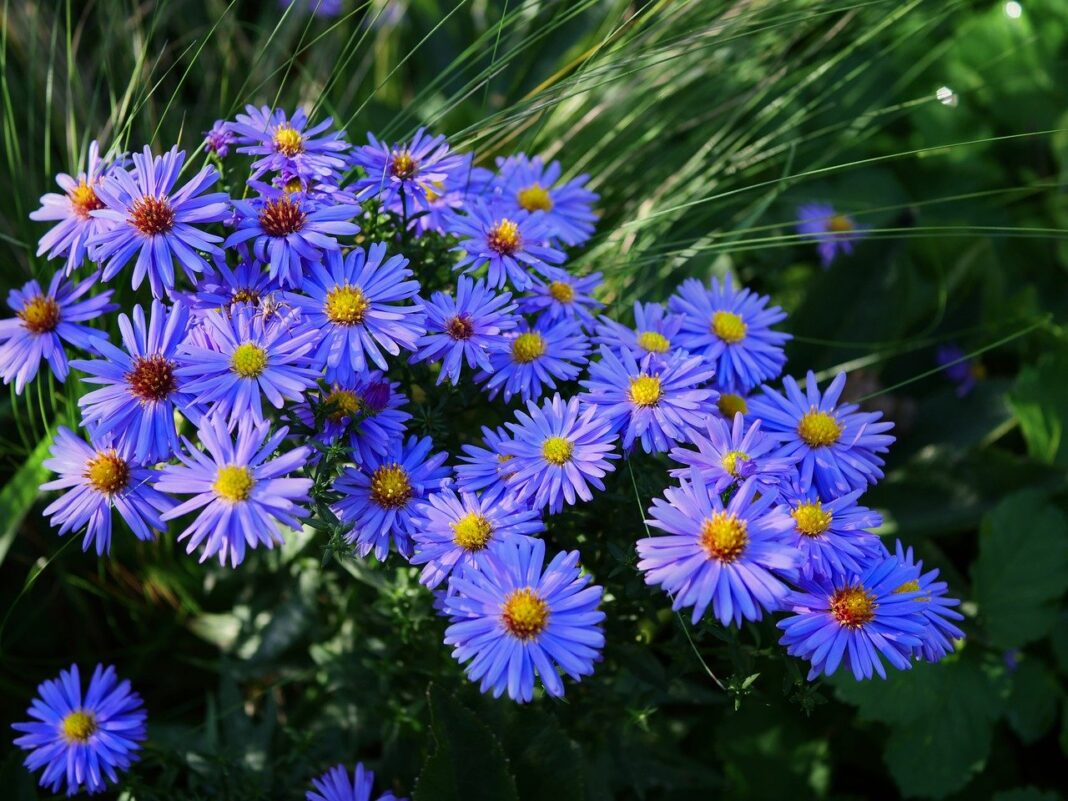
[[126, 354, 178, 402], [487, 219, 522, 255], [259, 196, 307, 237], [130, 195, 175, 236], [699, 511, 748, 563], [369, 464, 412, 510], [85, 451, 130, 494], [18, 295, 60, 334], [830, 586, 876, 628]]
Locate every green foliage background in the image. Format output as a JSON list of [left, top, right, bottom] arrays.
[[1, 1, 1068, 798]]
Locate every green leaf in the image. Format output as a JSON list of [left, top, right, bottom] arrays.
[[1007, 659, 1062, 743], [413, 685, 519, 801], [1009, 354, 1068, 466], [0, 429, 56, 567], [973, 490, 1068, 649], [485, 706, 585, 801]]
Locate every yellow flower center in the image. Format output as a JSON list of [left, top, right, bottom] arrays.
[[213, 465, 254, 502], [451, 512, 494, 551], [230, 342, 268, 378], [69, 180, 104, 219], [283, 177, 304, 194], [628, 374, 662, 407], [636, 330, 670, 353], [85, 451, 129, 495], [501, 587, 550, 640], [717, 393, 748, 418], [541, 436, 574, 466], [797, 410, 842, 448], [827, 214, 854, 233], [323, 388, 360, 422], [699, 511, 748, 563], [830, 586, 876, 628], [325, 285, 370, 326], [511, 332, 547, 364], [424, 180, 445, 202], [487, 218, 522, 255], [273, 124, 304, 157], [369, 464, 412, 510], [231, 288, 262, 306], [61, 710, 97, 743], [18, 295, 61, 334], [390, 151, 417, 179], [516, 183, 553, 212], [548, 281, 575, 303], [710, 310, 747, 344], [792, 501, 833, 537], [720, 450, 750, 478]]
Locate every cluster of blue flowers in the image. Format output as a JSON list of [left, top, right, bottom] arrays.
[[7, 103, 960, 795]]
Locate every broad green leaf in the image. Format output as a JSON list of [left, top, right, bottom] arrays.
[[0, 429, 56, 567], [973, 490, 1068, 649], [481, 706, 586, 801], [1009, 354, 1068, 466], [1006, 659, 1062, 744]]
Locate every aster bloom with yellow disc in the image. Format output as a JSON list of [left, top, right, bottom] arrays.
[[579, 346, 717, 454], [499, 393, 618, 515], [175, 304, 319, 427], [30, 140, 117, 274], [333, 434, 451, 560], [796, 203, 867, 268], [593, 300, 687, 366], [0, 271, 116, 394], [351, 128, 465, 216], [412, 275, 518, 384], [777, 553, 928, 680], [443, 536, 605, 702], [668, 275, 790, 393], [180, 252, 279, 319], [229, 105, 350, 182], [449, 200, 565, 290], [493, 153, 599, 246], [409, 489, 545, 588], [286, 242, 425, 381], [40, 426, 174, 555], [71, 301, 198, 464], [668, 412, 798, 496], [454, 424, 518, 498], [518, 267, 604, 328], [89, 146, 231, 298], [12, 663, 147, 796], [478, 317, 589, 404], [156, 415, 313, 567], [892, 541, 964, 661], [637, 473, 799, 626], [307, 762, 407, 801], [748, 371, 895, 500]]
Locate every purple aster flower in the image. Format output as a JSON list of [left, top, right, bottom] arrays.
[[517, 267, 603, 328], [579, 346, 717, 454], [668, 275, 790, 393], [449, 201, 565, 290], [0, 271, 115, 393], [333, 434, 450, 560], [89, 146, 230, 298], [286, 242, 425, 382], [157, 415, 313, 567], [492, 154, 598, 246], [637, 474, 799, 626], [40, 426, 173, 555], [478, 317, 589, 404], [180, 252, 280, 319], [29, 141, 116, 274], [412, 275, 517, 385], [410, 488, 545, 588], [797, 203, 866, 268], [175, 305, 319, 427], [203, 119, 234, 158], [404, 152, 485, 235], [936, 343, 984, 397], [892, 541, 964, 661], [454, 425, 518, 498], [443, 536, 605, 702], [225, 186, 360, 288], [351, 128, 464, 215], [776, 485, 886, 581], [12, 664, 147, 796], [307, 762, 406, 801], [229, 105, 350, 182], [499, 393, 618, 515], [777, 552, 927, 680], [593, 300, 687, 366], [748, 371, 895, 500], [667, 412, 798, 496]]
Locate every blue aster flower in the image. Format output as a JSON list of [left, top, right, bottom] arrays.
[[12, 663, 147, 796], [30, 141, 116, 274], [477, 317, 589, 404], [229, 105, 350, 182], [157, 415, 313, 567], [748, 371, 895, 500], [0, 271, 115, 393], [40, 427, 173, 555], [225, 186, 361, 288], [491, 154, 598, 246], [449, 201, 565, 290], [776, 485, 885, 580], [517, 267, 603, 328], [352, 128, 464, 217], [307, 762, 406, 801], [579, 346, 717, 454], [89, 146, 230, 298], [203, 119, 234, 158], [175, 305, 319, 427], [936, 343, 984, 397], [892, 541, 964, 661], [71, 301, 198, 464], [499, 393, 618, 515], [637, 474, 800, 626], [667, 412, 798, 496], [410, 488, 545, 588], [668, 275, 790, 393], [405, 153, 487, 236], [333, 434, 450, 560], [412, 275, 517, 385], [797, 203, 867, 268], [454, 425, 518, 498], [593, 300, 687, 366], [443, 536, 605, 702], [179, 252, 280, 319], [777, 553, 928, 680], [286, 242, 425, 381]]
